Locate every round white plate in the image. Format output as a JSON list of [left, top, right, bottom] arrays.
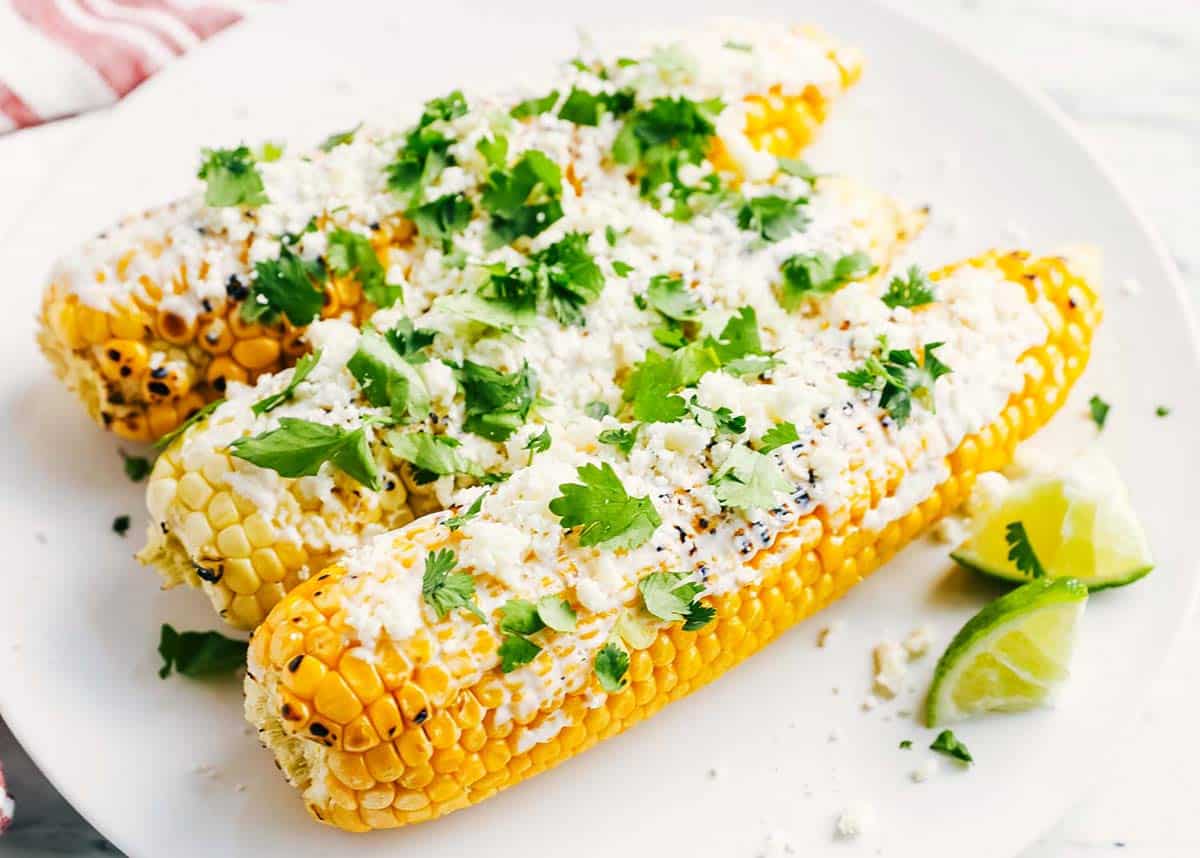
[[1, 1, 1196, 855]]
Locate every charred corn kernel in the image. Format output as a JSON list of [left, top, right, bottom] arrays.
[[241, 251, 1100, 832]]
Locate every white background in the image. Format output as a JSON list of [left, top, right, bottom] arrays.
[[0, 0, 1196, 855]]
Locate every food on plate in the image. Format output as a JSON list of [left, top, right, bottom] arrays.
[[925, 577, 1088, 726], [950, 447, 1153, 590], [36, 20, 864, 443], [238, 249, 1101, 831]]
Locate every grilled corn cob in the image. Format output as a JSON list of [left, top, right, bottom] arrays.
[[138, 168, 925, 629], [37, 21, 862, 443], [243, 250, 1101, 830]]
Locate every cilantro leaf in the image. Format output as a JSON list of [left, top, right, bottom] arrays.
[[407, 193, 474, 248], [549, 462, 661, 550], [930, 729, 973, 764], [708, 306, 769, 367], [1089, 395, 1110, 430], [499, 599, 544, 635], [777, 157, 818, 183], [709, 446, 790, 511], [594, 641, 630, 692], [511, 91, 559, 119], [347, 328, 430, 422], [422, 549, 485, 622], [1004, 521, 1046, 579], [121, 451, 152, 482], [524, 427, 552, 463], [445, 492, 485, 531], [437, 291, 538, 332], [881, 266, 936, 309], [318, 123, 361, 152], [622, 341, 722, 423], [386, 431, 481, 484], [387, 91, 467, 204], [327, 228, 402, 309], [158, 624, 247, 679], [498, 634, 542, 672], [736, 194, 809, 242], [536, 595, 577, 632], [645, 274, 701, 321], [113, 514, 131, 536], [384, 317, 436, 362], [457, 360, 538, 442], [252, 350, 321, 415], [779, 251, 874, 309], [687, 397, 745, 436], [1156, 405, 1170, 417], [558, 87, 608, 126], [257, 141, 284, 162], [532, 232, 605, 325], [598, 424, 640, 455], [197, 145, 267, 207], [243, 245, 326, 326], [758, 421, 799, 453], [638, 571, 713, 630], [229, 418, 380, 489], [481, 149, 564, 247], [839, 342, 951, 426], [585, 401, 611, 419], [612, 260, 634, 277]]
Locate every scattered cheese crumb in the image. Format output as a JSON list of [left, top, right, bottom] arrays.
[[872, 642, 907, 698], [817, 620, 845, 648], [903, 626, 934, 659], [707, 767, 720, 780], [861, 695, 879, 712], [828, 728, 842, 743], [1119, 277, 1142, 297], [834, 803, 875, 839], [911, 758, 939, 783], [757, 830, 796, 857]]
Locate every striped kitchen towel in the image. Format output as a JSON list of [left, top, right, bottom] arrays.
[[0, 0, 263, 133]]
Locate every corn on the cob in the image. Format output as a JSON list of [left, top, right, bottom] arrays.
[[242, 250, 1101, 831], [37, 22, 862, 443], [138, 168, 924, 630]]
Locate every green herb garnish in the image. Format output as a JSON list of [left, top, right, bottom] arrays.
[[779, 251, 873, 308], [327, 228, 402, 309], [252, 350, 321, 415], [594, 641, 630, 692], [1004, 521, 1046, 579], [197, 145, 267, 207], [386, 432, 481, 484], [736, 194, 809, 242], [638, 571, 715, 630], [549, 462, 661, 550], [930, 729, 973, 764], [242, 244, 326, 326], [709, 446, 790, 511], [881, 266, 936, 309], [229, 418, 380, 489], [422, 549, 485, 622], [318, 123, 361, 152], [158, 624, 247, 679], [839, 341, 951, 426], [758, 421, 799, 453], [1089, 395, 1110, 430], [121, 451, 152, 482], [112, 514, 131, 537], [457, 360, 538, 442]]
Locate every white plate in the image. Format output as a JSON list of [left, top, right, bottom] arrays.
[[1, 1, 1196, 855]]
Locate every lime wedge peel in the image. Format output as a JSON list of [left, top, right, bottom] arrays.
[[925, 577, 1087, 726], [950, 448, 1153, 591]]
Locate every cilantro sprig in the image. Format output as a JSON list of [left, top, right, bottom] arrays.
[[457, 360, 538, 442], [594, 641, 630, 692], [1004, 521, 1046, 579], [229, 418, 380, 489], [347, 327, 431, 422], [839, 340, 951, 426], [758, 421, 799, 453], [638, 571, 715, 631], [387, 90, 468, 205], [881, 266, 936, 309], [736, 194, 809, 242], [779, 251, 873, 309], [709, 446, 791, 511], [386, 432, 482, 484], [252, 350, 321, 415], [496, 595, 579, 672], [327, 228, 403, 309], [243, 243, 326, 326], [197, 145, 267, 208], [480, 148, 564, 247], [549, 462, 661, 550], [422, 549, 485, 622], [158, 624, 247, 679]]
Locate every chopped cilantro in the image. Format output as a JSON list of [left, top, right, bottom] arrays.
[[386, 432, 481, 484], [422, 549, 485, 622], [445, 492, 485, 531], [252, 350, 321, 415], [437, 291, 537, 332], [839, 341, 951, 426], [347, 328, 430, 422], [881, 266, 936, 309], [481, 149, 564, 247], [387, 91, 468, 205], [327, 228, 402, 308], [121, 451, 152, 483], [598, 425, 640, 455], [112, 514, 131, 537], [385, 317, 436, 362], [510, 90, 560, 119], [1156, 405, 1170, 417], [638, 571, 715, 630], [758, 421, 799, 453], [645, 274, 701, 321], [930, 729, 973, 764], [532, 232, 605, 325], [709, 446, 790, 511], [585, 401, 610, 419], [318, 122, 361, 152], [457, 360, 537, 441], [197, 145, 267, 207], [524, 427, 552, 463], [158, 624, 247, 679], [777, 157, 817, 183], [499, 599, 543, 636], [498, 634, 541, 672], [536, 595, 577, 632], [1089, 395, 1110, 430], [736, 194, 808, 242], [549, 462, 661, 550], [779, 251, 874, 309], [257, 141, 284, 162], [558, 87, 607, 126], [612, 261, 634, 277], [242, 245, 326, 326], [594, 641, 630, 692], [229, 418, 380, 489], [407, 192, 474, 248], [899, 740, 913, 750], [723, 40, 752, 52], [687, 398, 745, 436], [1004, 521, 1046, 579]]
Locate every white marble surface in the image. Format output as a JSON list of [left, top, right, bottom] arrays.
[[0, 0, 1196, 854]]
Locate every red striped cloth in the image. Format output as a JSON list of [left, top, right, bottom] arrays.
[[0, 0, 257, 133]]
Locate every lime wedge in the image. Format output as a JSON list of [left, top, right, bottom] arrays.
[[951, 449, 1153, 591], [926, 577, 1088, 726]]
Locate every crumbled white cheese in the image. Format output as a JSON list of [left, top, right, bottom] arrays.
[[834, 803, 875, 839], [817, 620, 845, 648], [911, 758, 938, 783], [903, 626, 934, 660], [873, 641, 907, 699]]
